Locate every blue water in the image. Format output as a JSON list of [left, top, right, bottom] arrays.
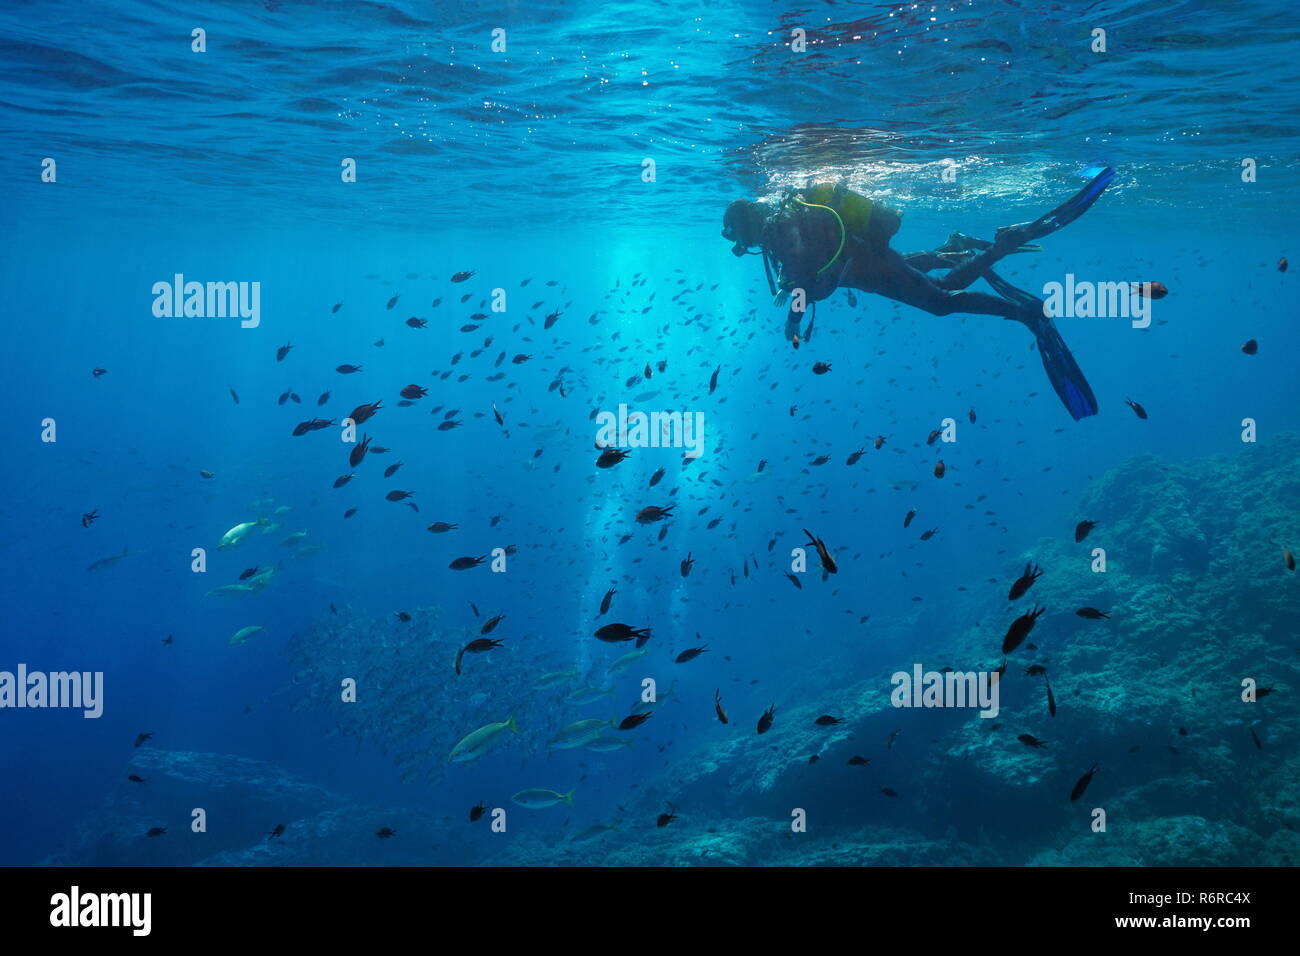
[[1, 0, 1297, 866]]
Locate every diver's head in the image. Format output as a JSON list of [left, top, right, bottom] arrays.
[[722, 199, 768, 256]]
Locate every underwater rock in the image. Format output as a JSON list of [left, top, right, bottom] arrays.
[[43, 750, 345, 866], [621, 436, 1300, 865], [1029, 815, 1265, 867]]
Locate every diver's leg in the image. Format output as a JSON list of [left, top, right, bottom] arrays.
[[906, 234, 1040, 288], [901, 250, 952, 271], [860, 248, 1019, 318], [858, 253, 1099, 420], [932, 242, 1023, 290]]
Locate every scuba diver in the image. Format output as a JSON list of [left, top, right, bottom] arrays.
[[721, 167, 1117, 420]]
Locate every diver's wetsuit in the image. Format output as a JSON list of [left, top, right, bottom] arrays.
[[744, 169, 1116, 420]]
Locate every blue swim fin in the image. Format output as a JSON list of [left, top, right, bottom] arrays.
[[984, 270, 1099, 421], [1030, 166, 1117, 237], [997, 167, 1117, 246]]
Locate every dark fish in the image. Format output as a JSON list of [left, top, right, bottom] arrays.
[[880, 788, 899, 798], [239, 567, 259, 580], [349, 434, 372, 468], [919, 527, 938, 541], [343, 508, 357, 518], [887, 729, 901, 749], [968, 408, 976, 423], [1002, 605, 1045, 654], [757, 704, 776, 735], [229, 387, 240, 404], [709, 366, 720, 394], [1131, 281, 1168, 299], [470, 802, 487, 822], [674, 645, 707, 663], [636, 505, 675, 524], [276, 342, 293, 362], [1124, 398, 1148, 419], [680, 552, 693, 577], [350, 400, 383, 425], [649, 467, 665, 487], [385, 490, 414, 501], [1045, 677, 1057, 717], [134, 732, 152, 748], [92, 368, 107, 377], [714, 689, 728, 724], [334, 471, 358, 487], [594, 623, 651, 644], [903, 508, 916, 528], [480, 614, 504, 634], [847, 756, 870, 766], [317, 390, 330, 406], [451, 271, 474, 282], [1018, 733, 1047, 749], [375, 827, 397, 838], [656, 803, 678, 827], [386, 294, 399, 310], [1069, 763, 1100, 801], [331, 302, 342, 312], [395, 612, 411, 622], [934, 460, 946, 479], [336, 364, 362, 374], [1074, 520, 1097, 543], [1242, 339, 1258, 355], [405, 317, 427, 329], [80, 509, 99, 528], [1250, 726, 1262, 750], [618, 713, 652, 730], [127, 774, 145, 783], [846, 449, 865, 466], [1008, 562, 1043, 600], [814, 715, 842, 726], [146, 827, 167, 837], [597, 448, 631, 468], [267, 824, 285, 839], [383, 461, 403, 478], [426, 522, 457, 533], [812, 362, 831, 375], [599, 586, 616, 615], [1076, 607, 1110, 619], [449, 555, 486, 570], [803, 529, 837, 574], [784, 573, 803, 590], [544, 310, 562, 329]]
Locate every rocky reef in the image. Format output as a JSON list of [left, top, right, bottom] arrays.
[[47, 437, 1300, 866], [42, 749, 480, 867], [488, 434, 1300, 865]]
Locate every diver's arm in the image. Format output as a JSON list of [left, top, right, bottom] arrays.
[[777, 270, 816, 341]]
